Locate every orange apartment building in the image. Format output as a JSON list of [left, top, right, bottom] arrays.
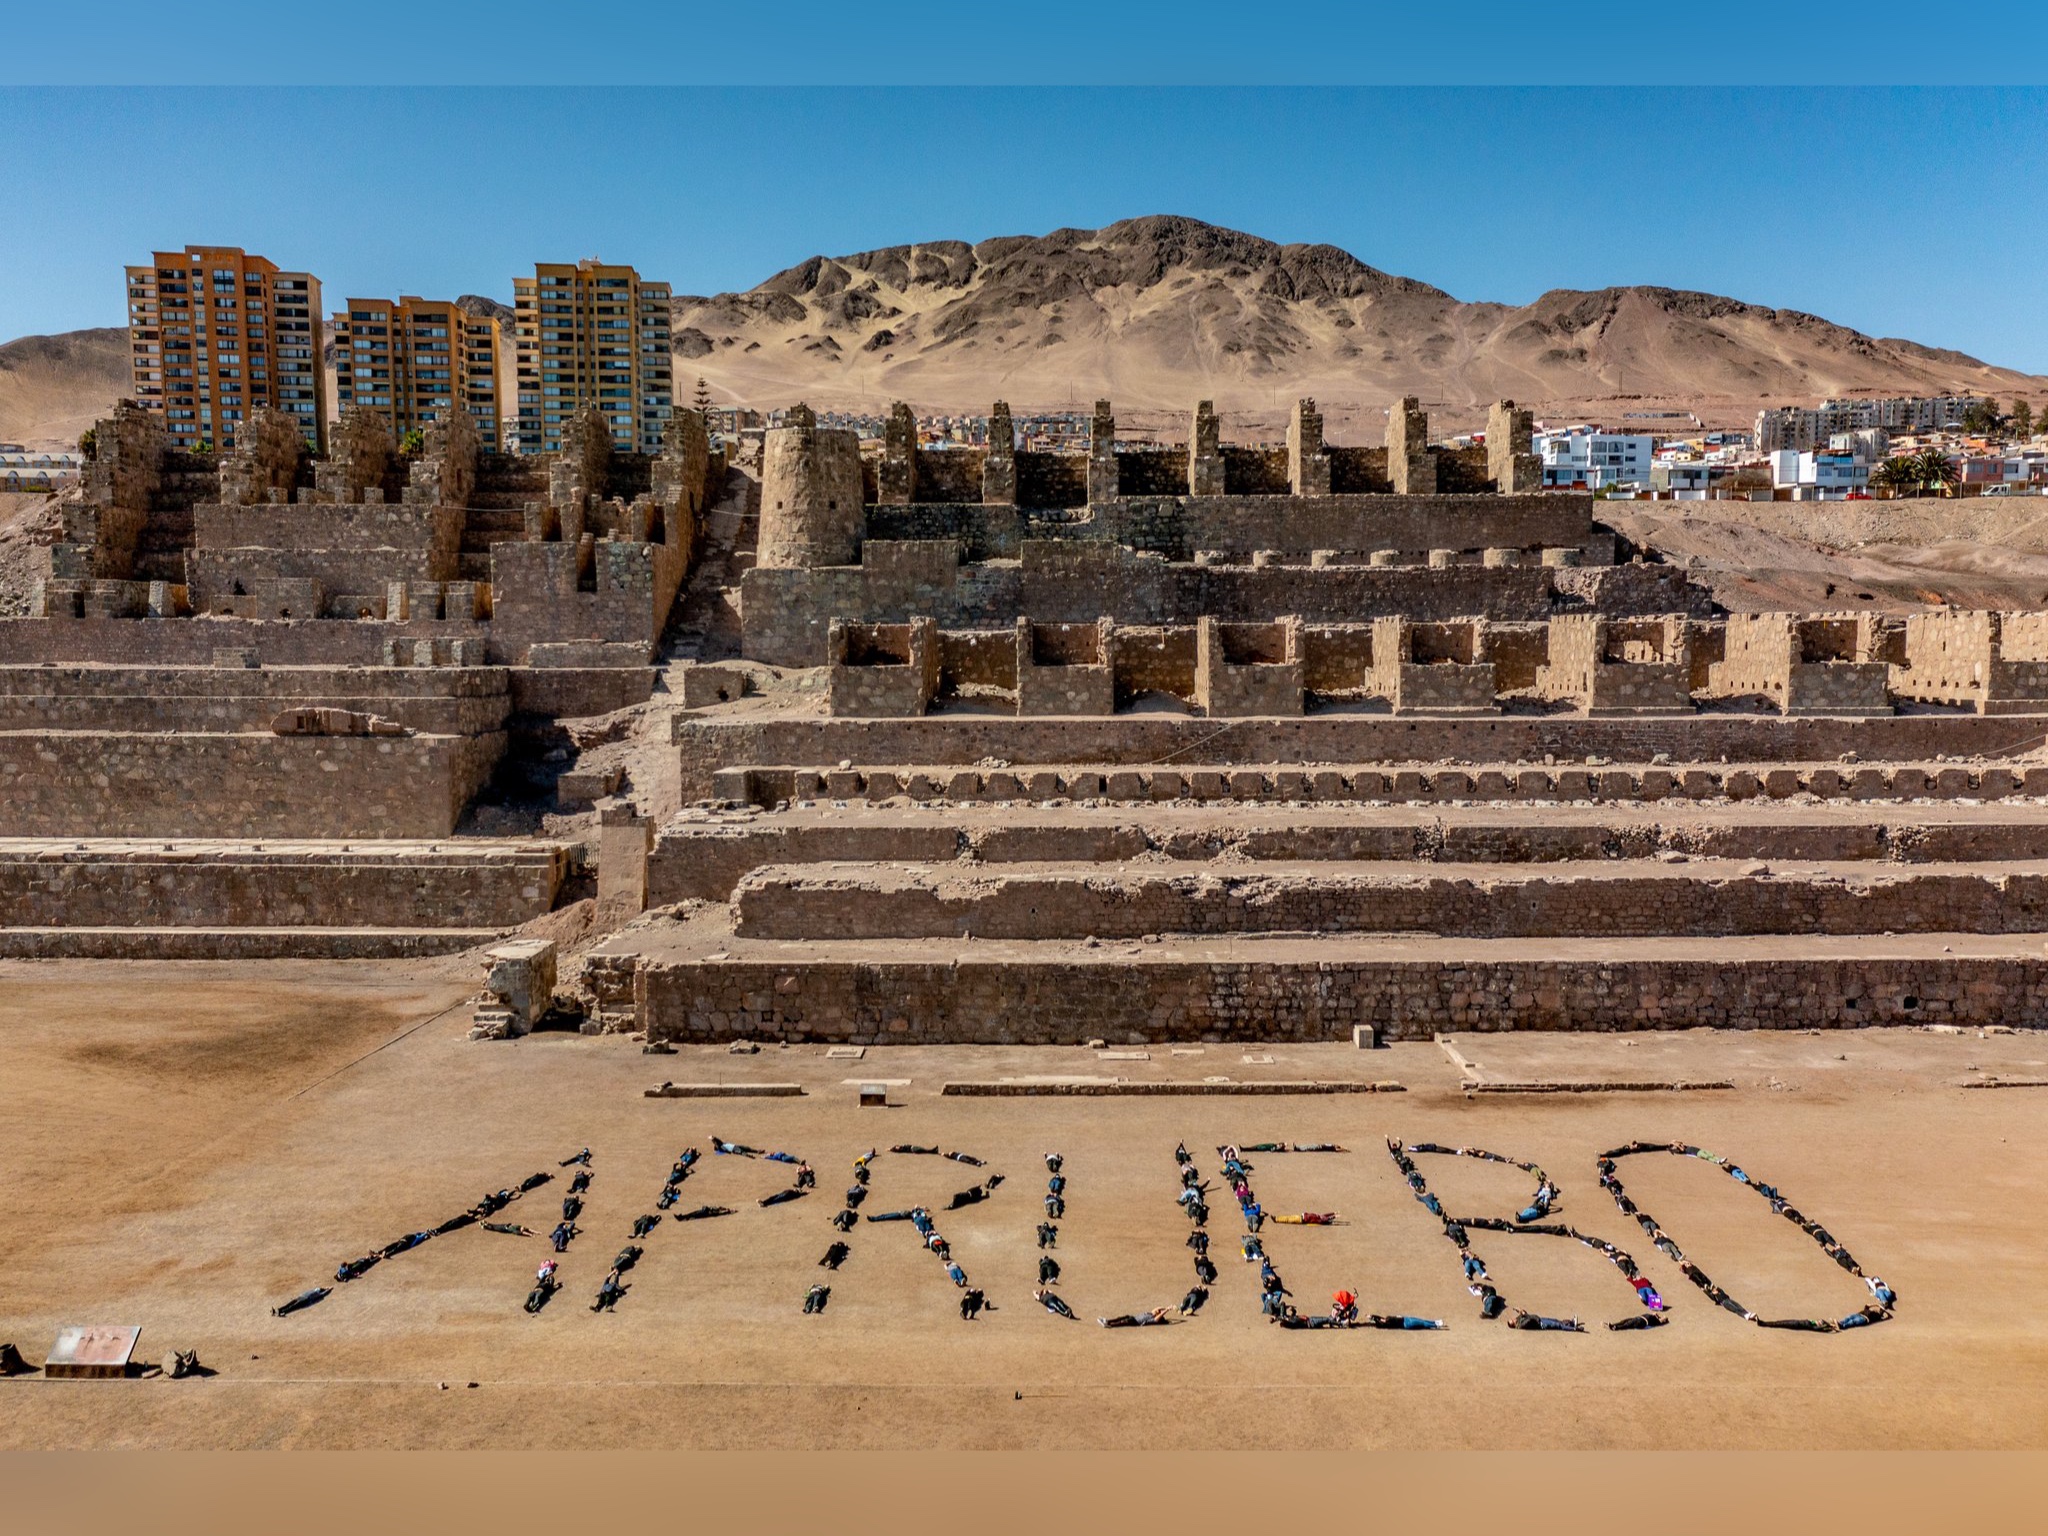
[[331, 296, 506, 450], [124, 245, 325, 452], [512, 259, 673, 454]]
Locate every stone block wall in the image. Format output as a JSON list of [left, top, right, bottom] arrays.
[[641, 950, 2048, 1044], [827, 618, 939, 717], [1194, 617, 1303, 717], [1017, 619, 1114, 715]]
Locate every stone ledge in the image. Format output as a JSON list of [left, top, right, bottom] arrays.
[[940, 1080, 1405, 1095]]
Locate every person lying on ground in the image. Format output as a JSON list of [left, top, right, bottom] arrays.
[[612, 1245, 643, 1274], [1756, 1316, 1835, 1332], [1242, 1142, 1286, 1153], [1261, 1290, 1288, 1318], [1262, 1276, 1292, 1300], [803, 1284, 830, 1315], [760, 1187, 807, 1207], [1177, 1186, 1203, 1208], [569, 1170, 592, 1195], [1175, 1142, 1192, 1166], [657, 1185, 682, 1210], [1244, 1203, 1265, 1231], [381, 1231, 434, 1259], [985, 1174, 1005, 1191], [795, 1162, 815, 1190], [1100, 1308, 1173, 1328], [960, 1288, 986, 1320], [1195, 1255, 1219, 1284], [520, 1172, 552, 1193], [946, 1151, 986, 1166], [1470, 1284, 1506, 1320], [561, 1196, 583, 1223], [1630, 1277, 1665, 1311], [1045, 1194, 1066, 1218], [1838, 1306, 1890, 1329], [1180, 1285, 1209, 1316], [1180, 1166, 1205, 1190], [832, 1208, 859, 1233], [820, 1242, 850, 1270], [1035, 1288, 1077, 1319], [928, 1235, 951, 1261], [1292, 1143, 1347, 1153], [1241, 1235, 1264, 1263], [1047, 1152, 1065, 1173], [273, 1288, 330, 1318], [671, 1151, 699, 1181], [893, 1144, 938, 1156], [591, 1274, 626, 1312], [1866, 1276, 1896, 1307], [550, 1222, 576, 1252], [945, 1261, 968, 1287], [865, 1209, 915, 1223], [844, 1185, 867, 1209], [562, 1148, 591, 1167], [1039, 1254, 1061, 1285], [483, 1222, 535, 1237], [764, 1150, 799, 1164], [1046, 1173, 1065, 1196], [1419, 1192, 1444, 1217], [1188, 1201, 1209, 1226], [1037, 1222, 1059, 1249], [673, 1204, 737, 1221], [1366, 1314, 1445, 1330], [631, 1214, 660, 1239], [1463, 1254, 1488, 1282], [524, 1280, 555, 1315], [1270, 1212, 1336, 1226], [1188, 1228, 1210, 1255], [853, 1148, 877, 1170], [909, 1207, 934, 1234], [713, 1139, 763, 1158], [471, 1189, 513, 1217], [1508, 1309, 1584, 1332], [335, 1255, 380, 1283], [852, 1164, 869, 1187], [1607, 1314, 1668, 1331]]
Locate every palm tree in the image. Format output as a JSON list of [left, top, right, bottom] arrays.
[[1870, 456, 1917, 499], [1912, 447, 1960, 497]]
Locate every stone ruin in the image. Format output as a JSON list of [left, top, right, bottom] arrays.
[[470, 938, 558, 1039], [14, 385, 2048, 1048]]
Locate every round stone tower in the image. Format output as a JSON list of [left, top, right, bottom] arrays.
[[758, 403, 865, 568]]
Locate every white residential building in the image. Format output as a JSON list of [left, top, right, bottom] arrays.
[[1770, 448, 1870, 499], [1535, 428, 1654, 489]]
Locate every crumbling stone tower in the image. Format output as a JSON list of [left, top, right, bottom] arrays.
[[758, 403, 863, 568], [1287, 398, 1331, 497], [1086, 399, 1118, 505], [217, 407, 306, 507], [1388, 395, 1435, 495], [313, 407, 395, 503], [1487, 399, 1541, 493], [878, 402, 919, 505], [56, 399, 165, 579], [983, 401, 1017, 504], [1189, 400, 1224, 496]]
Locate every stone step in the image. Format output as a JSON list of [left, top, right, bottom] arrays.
[[647, 801, 2048, 901], [0, 926, 501, 960], [625, 908, 2048, 1041], [727, 857, 2048, 942], [713, 759, 2048, 812]]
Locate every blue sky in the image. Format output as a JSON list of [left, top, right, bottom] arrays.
[[6, 85, 2048, 373]]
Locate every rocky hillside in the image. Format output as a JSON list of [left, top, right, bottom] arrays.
[[0, 328, 127, 450], [668, 215, 2043, 428]]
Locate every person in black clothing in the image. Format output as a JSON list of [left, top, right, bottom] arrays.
[[1037, 1222, 1059, 1249], [562, 1196, 583, 1223], [949, 1185, 989, 1211], [1194, 1254, 1218, 1285], [591, 1273, 627, 1312], [760, 1188, 807, 1207], [612, 1245, 643, 1274], [1607, 1314, 1668, 1331], [803, 1284, 830, 1314], [549, 1222, 575, 1252], [569, 1169, 592, 1195], [1189, 1229, 1210, 1256], [832, 1208, 859, 1233], [631, 1214, 660, 1239], [960, 1288, 987, 1320], [795, 1162, 816, 1190], [1180, 1285, 1209, 1316], [335, 1255, 379, 1283], [845, 1185, 868, 1210], [674, 1204, 736, 1222], [820, 1242, 850, 1270], [520, 1172, 552, 1193], [273, 1287, 329, 1317], [562, 1148, 591, 1167], [949, 1152, 987, 1167]]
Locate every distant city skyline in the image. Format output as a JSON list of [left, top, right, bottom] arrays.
[[6, 87, 2048, 373]]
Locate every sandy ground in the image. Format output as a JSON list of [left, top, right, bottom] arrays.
[[0, 958, 2044, 1449]]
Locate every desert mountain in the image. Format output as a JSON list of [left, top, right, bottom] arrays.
[[670, 215, 2043, 429], [4, 216, 2042, 445], [0, 328, 128, 450]]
